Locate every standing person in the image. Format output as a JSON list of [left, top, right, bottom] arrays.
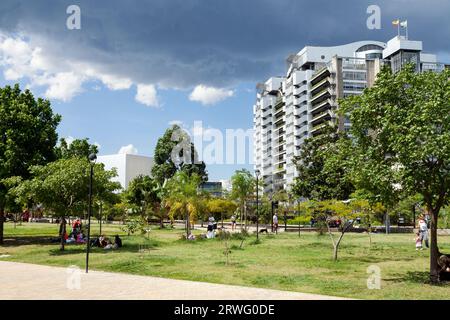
[[207, 216, 216, 239], [418, 216, 429, 248], [415, 232, 423, 251], [230, 215, 236, 231], [273, 213, 279, 234]]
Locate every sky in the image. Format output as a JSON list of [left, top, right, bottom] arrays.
[[0, 0, 449, 180]]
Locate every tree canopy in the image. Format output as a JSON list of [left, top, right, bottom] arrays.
[[151, 125, 208, 184], [55, 137, 99, 159], [340, 64, 450, 282], [291, 124, 354, 201], [0, 84, 61, 244]]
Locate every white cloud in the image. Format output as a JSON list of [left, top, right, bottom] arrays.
[[168, 120, 183, 126], [94, 142, 101, 150], [42, 72, 84, 102], [135, 84, 159, 107], [118, 144, 138, 155], [0, 33, 149, 103], [189, 85, 234, 106], [95, 73, 132, 91]]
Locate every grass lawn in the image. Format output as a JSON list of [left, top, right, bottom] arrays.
[[1, 222, 449, 299]]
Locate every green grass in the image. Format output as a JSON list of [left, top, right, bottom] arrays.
[[1, 222, 449, 299]]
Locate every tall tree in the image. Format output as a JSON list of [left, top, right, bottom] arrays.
[[340, 65, 450, 283], [55, 137, 99, 159], [291, 124, 354, 201], [0, 84, 61, 244], [230, 169, 255, 229], [151, 125, 208, 184]]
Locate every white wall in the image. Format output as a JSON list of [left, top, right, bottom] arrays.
[[97, 154, 153, 190]]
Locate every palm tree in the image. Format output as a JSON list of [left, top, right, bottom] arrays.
[[165, 171, 203, 238]]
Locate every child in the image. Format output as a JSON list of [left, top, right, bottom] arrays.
[[415, 232, 423, 251]]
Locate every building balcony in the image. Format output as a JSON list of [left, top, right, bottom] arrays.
[[311, 66, 331, 85], [311, 111, 332, 126], [274, 164, 286, 174], [274, 96, 284, 109], [310, 88, 334, 105], [310, 124, 327, 136], [310, 98, 332, 114], [274, 107, 285, 118], [310, 77, 331, 94]]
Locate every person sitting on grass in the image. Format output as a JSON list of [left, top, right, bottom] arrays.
[[76, 232, 86, 244], [66, 234, 75, 244], [113, 235, 122, 249], [187, 233, 195, 241], [104, 239, 114, 250]]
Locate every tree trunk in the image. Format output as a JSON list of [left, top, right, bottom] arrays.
[[240, 203, 244, 230], [429, 207, 440, 283], [244, 201, 247, 230], [0, 207, 4, 245], [186, 210, 190, 238], [59, 217, 66, 251]]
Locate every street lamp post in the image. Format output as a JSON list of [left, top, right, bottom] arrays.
[[85, 153, 97, 273], [255, 170, 260, 240]]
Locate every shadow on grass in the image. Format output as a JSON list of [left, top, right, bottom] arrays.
[[48, 241, 161, 256], [385, 271, 431, 284], [2, 236, 53, 247], [385, 271, 450, 285]]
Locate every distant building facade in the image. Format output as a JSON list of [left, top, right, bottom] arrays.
[[201, 181, 223, 197], [97, 153, 154, 190]]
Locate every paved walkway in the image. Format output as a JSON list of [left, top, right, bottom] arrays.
[[0, 261, 347, 300]]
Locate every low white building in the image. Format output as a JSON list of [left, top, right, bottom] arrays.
[[97, 153, 154, 190]]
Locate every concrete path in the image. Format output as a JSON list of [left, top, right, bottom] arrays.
[[0, 261, 347, 300]]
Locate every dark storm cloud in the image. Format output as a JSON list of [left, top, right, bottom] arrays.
[[0, 0, 449, 88]]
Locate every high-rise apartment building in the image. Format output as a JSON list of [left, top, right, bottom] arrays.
[[253, 35, 447, 194]]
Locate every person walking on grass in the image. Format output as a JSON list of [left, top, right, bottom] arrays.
[[418, 216, 429, 249], [273, 213, 279, 234], [230, 214, 236, 231]]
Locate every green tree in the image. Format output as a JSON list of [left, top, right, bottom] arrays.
[[125, 175, 159, 219], [230, 169, 255, 229], [55, 137, 99, 159], [0, 84, 61, 244], [11, 158, 120, 250], [165, 171, 203, 238], [151, 125, 207, 184], [292, 124, 354, 201], [206, 198, 237, 226], [340, 65, 450, 283]]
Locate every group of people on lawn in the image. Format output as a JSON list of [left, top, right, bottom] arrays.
[[59, 218, 122, 250], [65, 219, 85, 244]]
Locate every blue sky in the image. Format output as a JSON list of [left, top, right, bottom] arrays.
[[0, 74, 257, 180], [0, 0, 449, 180]]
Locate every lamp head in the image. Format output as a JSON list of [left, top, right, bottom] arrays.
[[255, 169, 260, 177], [88, 153, 97, 163]]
